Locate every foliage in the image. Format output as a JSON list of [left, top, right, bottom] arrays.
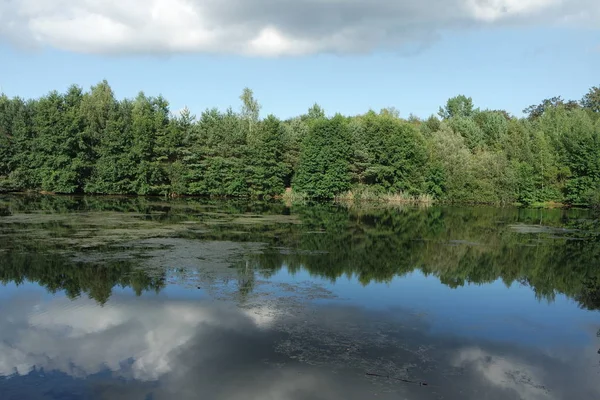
[[523, 96, 580, 120], [351, 111, 428, 194], [438, 95, 477, 119], [1, 82, 600, 206], [293, 115, 352, 199], [581, 85, 600, 113], [246, 115, 288, 198], [0, 250, 165, 305]]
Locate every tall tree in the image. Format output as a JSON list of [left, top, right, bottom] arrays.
[[185, 108, 248, 197], [29, 86, 86, 193], [0, 94, 14, 181], [167, 107, 196, 196], [240, 87, 261, 135], [246, 115, 288, 197], [305, 103, 326, 120], [86, 98, 136, 194], [294, 115, 352, 198], [523, 96, 579, 120], [438, 95, 477, 119], [581, 85, 600, 113], [358, 111, 428, 194]]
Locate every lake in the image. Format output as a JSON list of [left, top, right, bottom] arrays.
[[0, 195, 598, 400]]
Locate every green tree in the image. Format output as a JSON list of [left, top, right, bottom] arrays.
[[449, 116, 485, 151], [305, 103, 326, 120], [357, 111, 428, 194], [523, 96, 579, 120], [167, 107, 196, 195], [581, 85, 600, 113], [379, 106, 400, 118], [29, 86, 87, 193], [560, 109, 600, 204], [128, 92, 171, 195], [3, 98, 34, 189], [240, 87, 261, 135], [294, 115, 352, 198], [281, 117, 309, 187], [438, 95, 477, 119], [86, 99, 137, 194], [474, 110, 509, 148], [4, 80, 600, 207], [185, 108, 248, 197], [246, 115, 288, 197], [0, 94, 14, 183]]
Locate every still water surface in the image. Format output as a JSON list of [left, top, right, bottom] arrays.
[[0, 195, 599, 399]]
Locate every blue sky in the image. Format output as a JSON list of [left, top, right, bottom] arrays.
[[1, 1, 599, 119]]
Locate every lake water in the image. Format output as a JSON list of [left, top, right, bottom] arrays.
[[0, 195, 599, 400]]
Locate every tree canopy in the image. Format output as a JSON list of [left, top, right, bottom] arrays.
[[1, 82, 599, 206]]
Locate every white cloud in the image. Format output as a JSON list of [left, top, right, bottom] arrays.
[[0, 0, 597, 56], [465, 0, 561, 21]]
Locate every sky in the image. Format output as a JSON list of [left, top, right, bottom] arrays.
[[0, 0, 599, 119]]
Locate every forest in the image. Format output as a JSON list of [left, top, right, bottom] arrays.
[[1, 81, 599, 206]]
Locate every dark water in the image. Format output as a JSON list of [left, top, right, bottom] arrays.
[[0, 195, 599, 400]]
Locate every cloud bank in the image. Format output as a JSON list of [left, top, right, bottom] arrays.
[[0, 0, 598, 56]]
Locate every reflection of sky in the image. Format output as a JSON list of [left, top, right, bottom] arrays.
[[0, 269, 599, 400], [269, 267, 599, 349], [0, 282, 64, 302]]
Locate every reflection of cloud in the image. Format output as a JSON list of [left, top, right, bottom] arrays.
[[0, 293, 361, 400], [453, 347, 552, 399], [1, 289, 599, 400], [0, 295, 276, 381]]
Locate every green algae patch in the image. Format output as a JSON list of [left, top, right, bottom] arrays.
[[0, 199, 301, 255]]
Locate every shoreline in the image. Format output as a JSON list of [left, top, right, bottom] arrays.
[[0, 190, 585, 210]]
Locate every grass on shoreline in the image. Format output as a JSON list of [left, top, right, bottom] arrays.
[[281, 187, 434, 207], [282, 188, 579, 210], [0, 187, 585, 210], [335, 188, 435, 207], [282, 188, 308, 206]]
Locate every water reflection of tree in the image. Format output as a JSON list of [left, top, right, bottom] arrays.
[[244, 205, 600, 311], [1, 195, 600, 311], [0, 250, 165, 305], [236, 260, 256, 303]]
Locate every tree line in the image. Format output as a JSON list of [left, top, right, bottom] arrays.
[[1, 81, 599, 206]]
